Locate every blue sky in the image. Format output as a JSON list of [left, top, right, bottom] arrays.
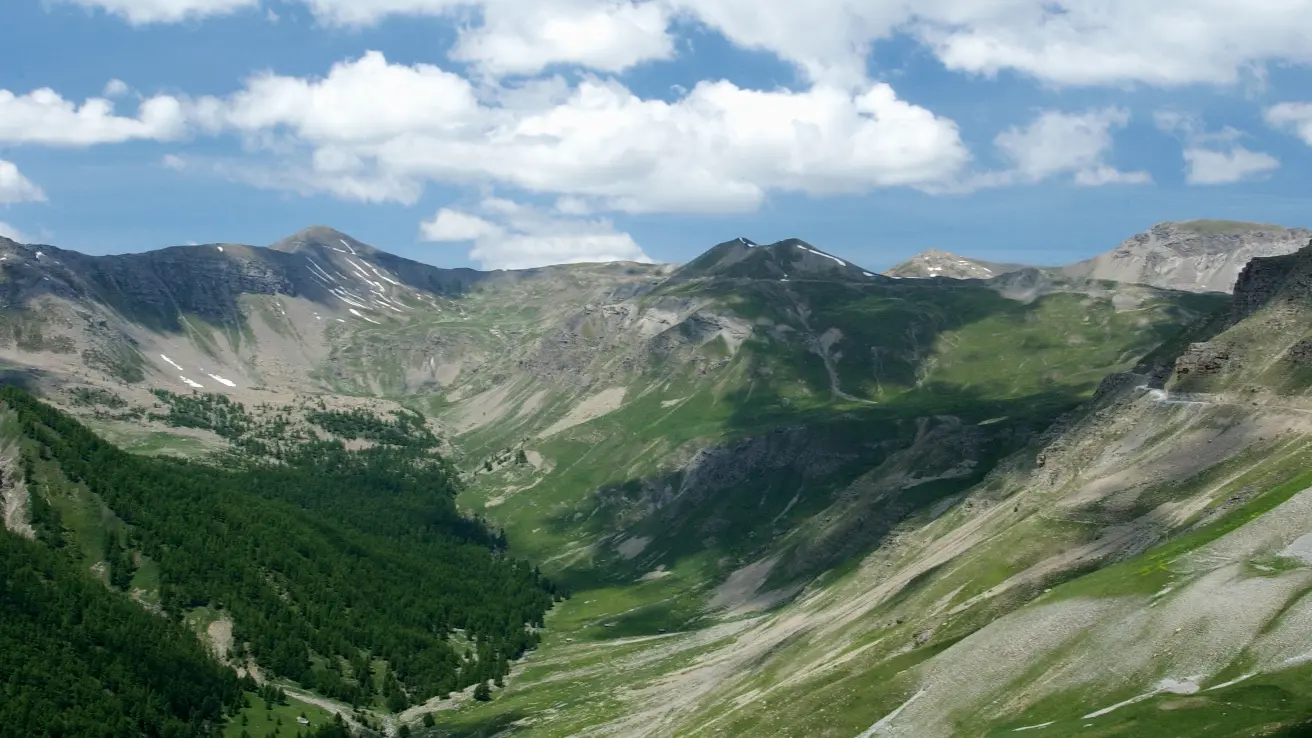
[[2, 0, 1312, 271]]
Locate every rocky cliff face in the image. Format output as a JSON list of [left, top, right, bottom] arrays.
[[883, 249, 1029, 280], [1064, 220, 1312, 293]]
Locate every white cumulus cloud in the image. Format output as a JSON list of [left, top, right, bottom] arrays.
[[190, 51, 969, 213], [1266, 102, 1312, 145], [57, 0, 259, 24], [0, 161, 47, 204], [59, 0, 1312, 87], [0, 87, 187, 146], [1183, 147, 1279, 184], [1157, 111, 1280, 184], [420, 209, 504, 241], [102, 79, 130, 97], [420, 197, 651, 269], [968, 108, 1149, 188]]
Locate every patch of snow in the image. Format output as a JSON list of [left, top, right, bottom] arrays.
[[1082, 678, 1200, 719], [797, 245, 846, 266], [179, 376, 204, 389], [344, 259, 386, 291], [1013, 722, 1055, 732], [336, 318, 346, 323], [331, 289, 370, 310], [345, 258, 372, 280], [339, 238, 356, 254], [737, 237, 756, 247], [160, 354, 184, 371], [349, 308, 381, 325], [863, 271, 875, 277], [34, 251, 42, 259], [307, 259, 338, 284], [369, 263, 403, 286], [207, 374, 237, 388], [216, 246, 224, 252]]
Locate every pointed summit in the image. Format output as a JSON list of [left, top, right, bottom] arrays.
[[270, 226, 377, 257], [668, 237, 883, 284], [883, 250, 1029, 280]]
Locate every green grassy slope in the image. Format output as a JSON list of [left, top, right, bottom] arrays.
[[420, 275, 1227, 736]]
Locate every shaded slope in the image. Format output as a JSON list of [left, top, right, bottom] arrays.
[[666, 237, 886, 284]]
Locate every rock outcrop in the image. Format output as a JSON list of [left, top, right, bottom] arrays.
[[1064, 220, 1312, 293]]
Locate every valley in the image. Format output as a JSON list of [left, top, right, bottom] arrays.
[[7, 220, 1312, 736]]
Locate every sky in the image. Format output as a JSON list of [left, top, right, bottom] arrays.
[[2, 1, 1312, 272]]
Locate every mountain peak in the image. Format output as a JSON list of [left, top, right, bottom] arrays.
[[883, 250, 1029, 280], [668, 237, 883, 284], [270, 225, 377, 256]]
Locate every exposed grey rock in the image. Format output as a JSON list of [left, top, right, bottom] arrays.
[[1064, 220, 1312, 293]]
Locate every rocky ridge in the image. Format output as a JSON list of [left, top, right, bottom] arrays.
[[888, 220, 1312, 295]]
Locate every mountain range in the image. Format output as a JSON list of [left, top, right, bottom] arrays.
[[6, 219, 1312, 736], [886, 219, 1312, 294]]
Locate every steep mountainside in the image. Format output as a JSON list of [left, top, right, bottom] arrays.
[[0, 524, 246, 736], [0, 387, 555, 727], [1064, 220, 1312, 293], [883, 249, 1031, 280], [0, 227, 1236, 736]]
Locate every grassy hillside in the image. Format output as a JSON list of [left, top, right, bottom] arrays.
[[410, 276, 1228, 735]]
